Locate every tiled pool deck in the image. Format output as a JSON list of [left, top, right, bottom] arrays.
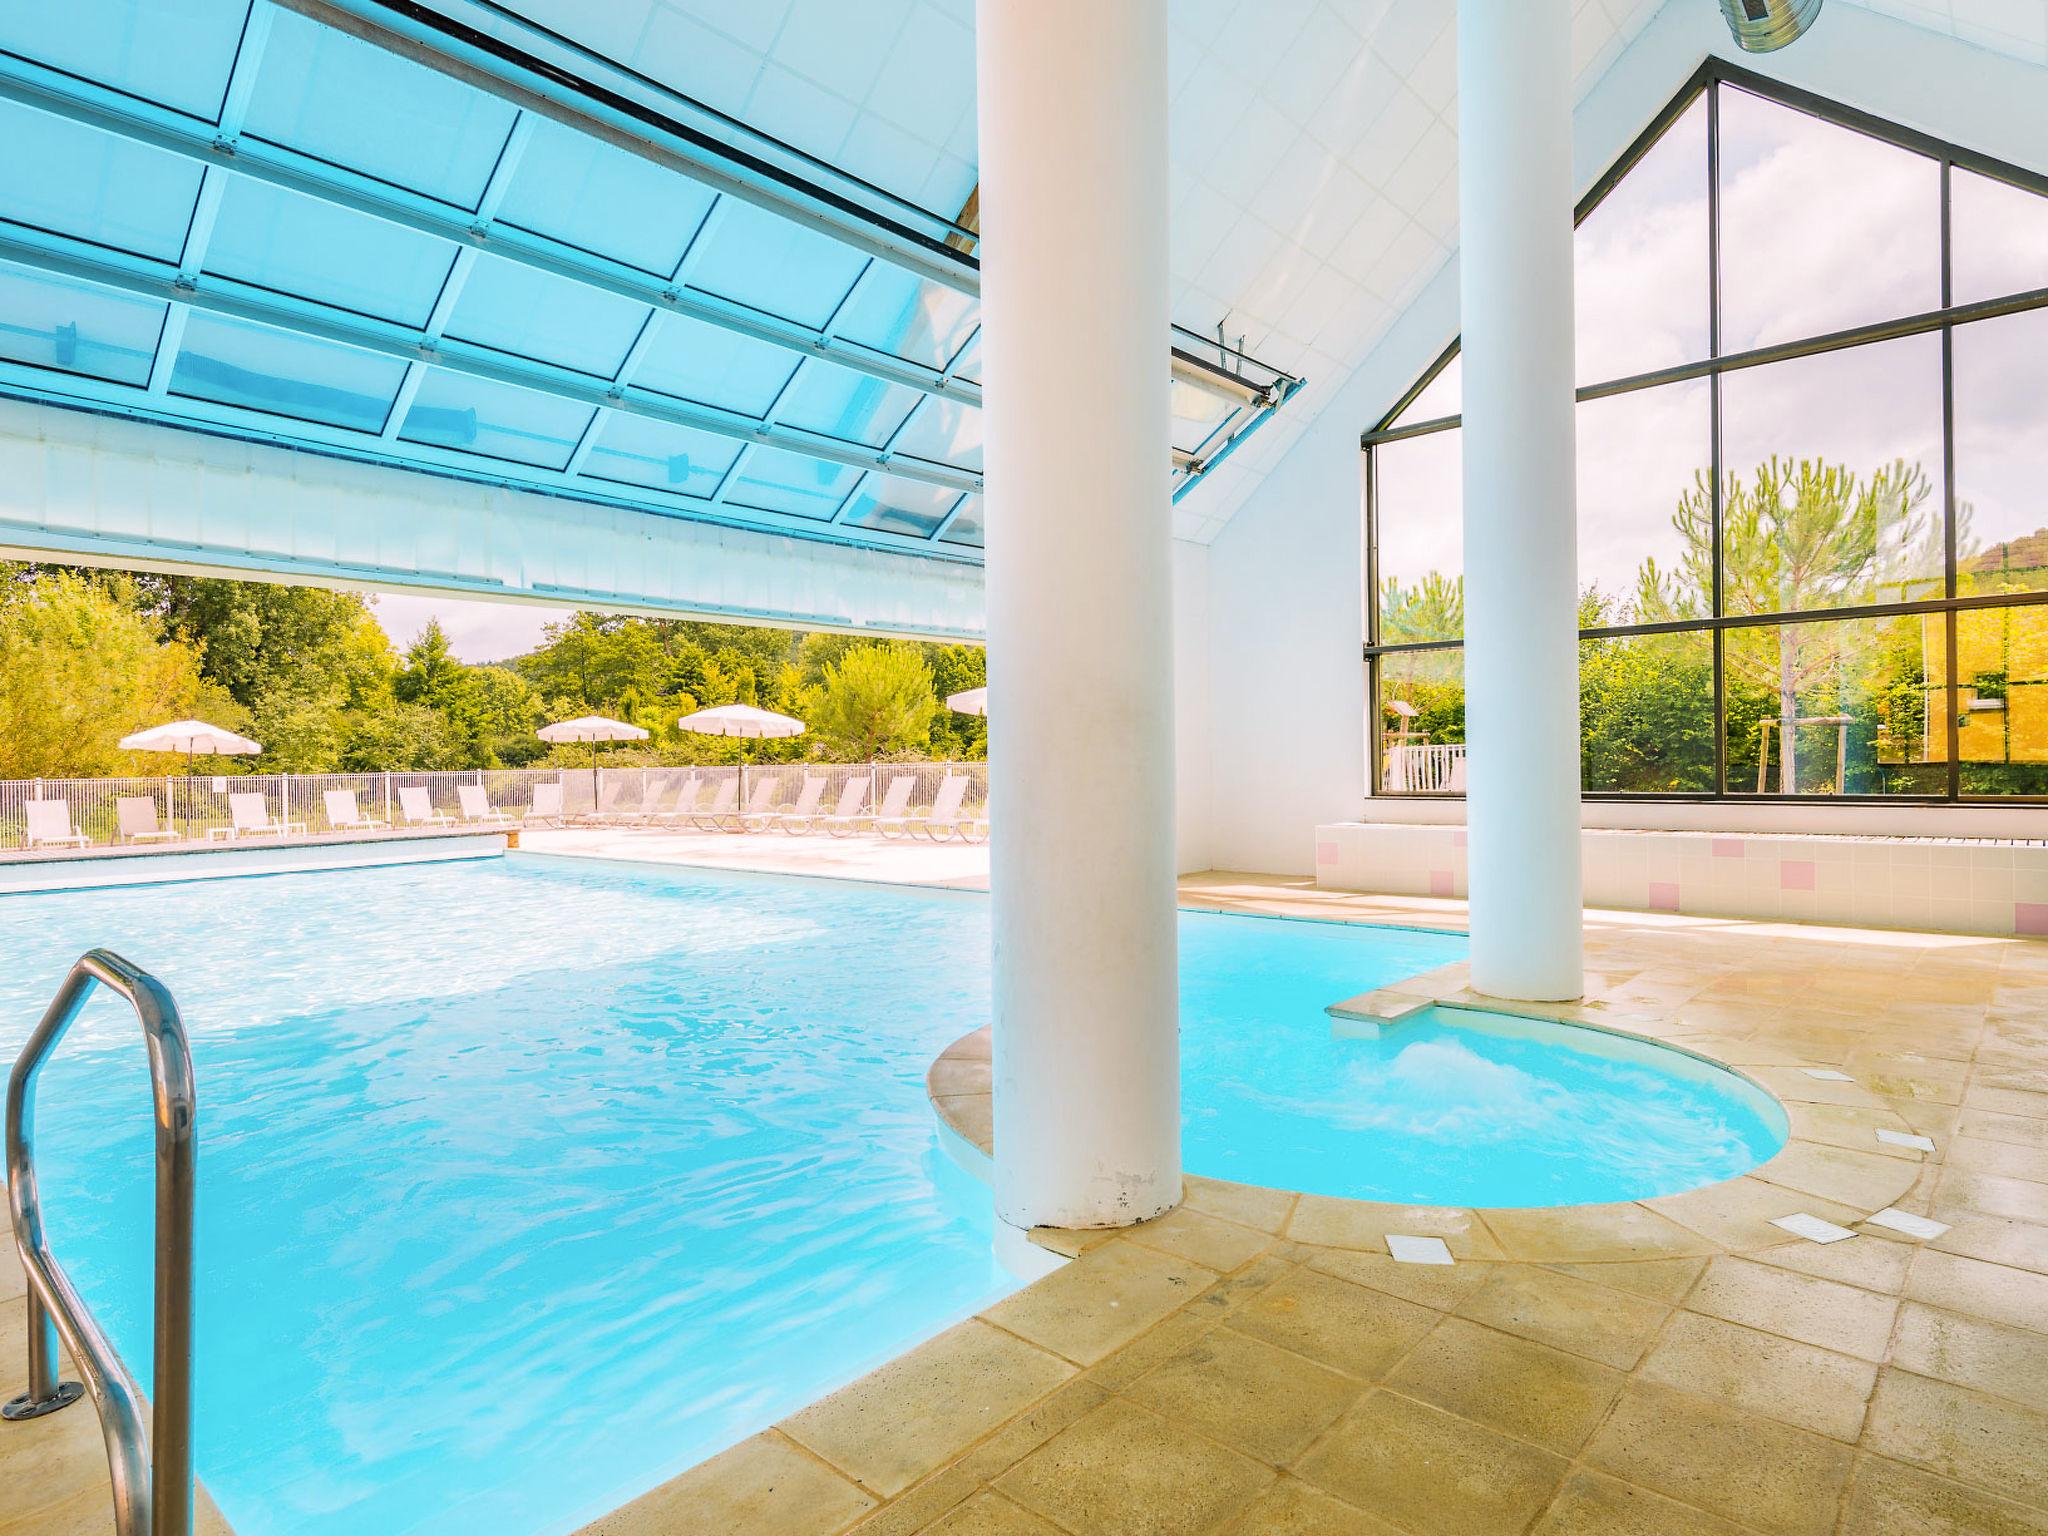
[[4, 859, 2046, 1536]]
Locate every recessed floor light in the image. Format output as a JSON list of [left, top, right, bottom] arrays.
[[1387, 1234, 1455, 1265], [1770, 1212, 1857, 1243], [1800, 1068, 1854, 1081], [1865, 1207, 1950, 1239], [1875, 1129, 1936, 1152]]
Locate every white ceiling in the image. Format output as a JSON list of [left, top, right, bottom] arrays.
[[465, 0, 2048, 543]]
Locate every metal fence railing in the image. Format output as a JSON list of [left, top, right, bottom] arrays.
[[1383, 744, 1466, 793], [0, 763, 992, 854]]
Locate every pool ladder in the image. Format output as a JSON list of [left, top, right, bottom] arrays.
[[4, 950, 195, 1536]]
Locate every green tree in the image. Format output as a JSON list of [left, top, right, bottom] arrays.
[[804, 643, 939, 760]]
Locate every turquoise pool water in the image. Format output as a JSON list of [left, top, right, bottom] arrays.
[[0, 855, 1780, 1535]]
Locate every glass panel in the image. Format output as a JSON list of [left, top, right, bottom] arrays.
[[495, 120, 715, 278], [833, 266, 977, 371], [1171, 378, 1236, 456], [0, 260, 162, 385], [842, 475, 958, 538], [722, 446, 858, 519], [170, 311, 406, 431], [1388, 354, 1458, 427], [0, 0, 247, 121], [634, 313, 798, 419], [399, 368, 593, 469], [1951, 169, 2048, 308], [1955, 309, 2048, 600], [204, 177, 456, 327], [1373, 427, 1462, 643], [444, 256, 648, 379], [1717, 87, 1940, 353], [938, 495, 983, 548], [1577, 379, 1712, 624], [1719, 332, 1945, 613], [1724, 612, 1944, 795], [581, 413, 737, 499], [1953, 604, 2048, 796], [684, 199, 864, 330], [889, 396, 982, 472], [1580, 629, 1716, 792], [0, 101, 204, 262], [948, 331, 981, 385], [1378, 649, 1465, 793], [245, 10, 518, 210], [774, 360, 919, 448], [1576, 93, 1709, 384]]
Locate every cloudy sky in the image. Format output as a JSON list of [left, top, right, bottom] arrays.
[[364, 590, 566, 663]]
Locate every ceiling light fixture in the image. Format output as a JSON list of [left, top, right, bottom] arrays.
[[1719, 0, 1824, 52]]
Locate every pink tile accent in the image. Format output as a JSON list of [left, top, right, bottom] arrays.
[[1712, 838, 1745, 858], [1316, 840, 1339, 866], [1648, 881, 1680, 912], [1452, 831, 1468, 849], [1780, 860, 1816, 891], [2017, 902, 2048, 936], [1429, 870, 1455, 898]]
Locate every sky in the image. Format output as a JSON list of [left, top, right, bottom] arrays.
[[364, 590, 566, 663]]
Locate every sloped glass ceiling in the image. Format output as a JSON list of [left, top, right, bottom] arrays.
[[0, 0, 1301, 561]]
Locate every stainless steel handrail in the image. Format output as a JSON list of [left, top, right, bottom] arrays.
[[4, 950, 195, 1536]]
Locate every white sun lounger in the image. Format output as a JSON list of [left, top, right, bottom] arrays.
[[647, 776, 704, 825], [595, 778, 666, 824], [397, 786, 453, 827], [457, 784, 514, 826], [916, 774, 974, 842], [687, 777, 740, 831], [24, 798, 89, 850], [734, 776, 785, 832], [858, 775, 918, 839], [116, 795, 178, 844], [210, 791, 305, 841], [525, 782, 565, 825], [323, 788, 384, 832], [769, 774, 828, 832], [795, 776, 868, 835]]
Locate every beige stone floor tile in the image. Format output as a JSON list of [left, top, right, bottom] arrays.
[[1224, 1265, 1438, 1381], [1978, 1065, 2048, 1095], [915, 1491, 1063, 1536], [1456, 1264, 1672, 1369], [1840, 1454, 2048, 1535], [1584, 1381, 1853, 1536], [983, 1240, 1216, 1367], [782, 1319, 1075, 1497], [1530, 1469, 1754, 1536], [1293, 1389, 1567, 1536], [1885, 1097, 1962, 1141], [1965, 1084, 2048, 1119], [1890, 1300, 2048, 1414], [1753, 1229, 1915, 1294], [0, 1393, 114, 1526], [1125, 1323, 1364, 1466], [1540, 1256, 1707, 1303], [1285, 1197, 1502, 1259], [1480, 1202, 1719, 1264], [1935, 1165, 2048, 1224], [1748, 1066, 1885, 1108], [1383, 1315, 1623, 1456], [1181, 1177, 1296, 1235], [1960, 1108, 2048, 1149], [1636, 1310, 1876, 1442], [574, 1430, 874, 1536], [1864, 1369, 2048, 1509], [993, 1396, 1274, 1536], [1904, 1248, 2048, 1332], [1749, 1141, 1921, 1211], [937, 1094, 993, 1152], [1645, 1176, 1866, 1251], [1686, 1255, 1899, 1361], [0, 1240, 22, 1304], [1304, 1247, 1494, 1311], [1785, 1102, 1928, 1159], [926, 1056, 991, 1098], [1952, 1135, 2048, 1183], [1930, 1211, 2048, 1275], [1122, 1207, 1276, 1274], [949, 1380, 1112, 1487], [1214, 1477, 1404, 1535]]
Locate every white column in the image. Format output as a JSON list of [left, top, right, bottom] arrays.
[[1458, 0, 1584, 1000], [977, 0, 1180, 1230]]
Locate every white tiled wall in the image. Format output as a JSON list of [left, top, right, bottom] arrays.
[[1314, 821, 2048, 937]]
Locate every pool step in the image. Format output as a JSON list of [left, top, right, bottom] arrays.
[[1326, 989, 1435, 1041]]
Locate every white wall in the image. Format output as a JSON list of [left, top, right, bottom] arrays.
[[1195, 3, 2048, 876], [1172, 537, 1211, 873]]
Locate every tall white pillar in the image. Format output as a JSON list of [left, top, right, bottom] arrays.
[[976, 0, 1181, 1230], [1458, 0, 1585, 1000]]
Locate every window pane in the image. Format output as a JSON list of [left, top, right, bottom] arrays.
[[842, 475, 959, 538], [1379, 650, 1465, 793], [938, 495, 983, 548], [1388, 354, 1458, 427], [774, 361, 920, 448], [1580, 629, 1716, 792], [684, 200, 864, 330], [889, 397, 982, 473], [444, 256, 647, 379], [1954, 309, 2048, 599], [399, 369, 593, 469], [634, 314, 798, 419], [1725, 613, 1944, 795], [1950, 169, 2048, 308], [1952, 604, 2048, 796], [1719, 333, 1945, 613], [205, 178, 457, 329], [495, 122, 716, 278], [1171, 378, 1236, 456], [1576, 379, 1712, 623], [581, 413, 738, 499], [723, 447, 857, 519], [1373, 428, 1462, 643], [1576, 93, 1709, 384], [0, 261, 163, 386], [0, 0, 245, 121], [1718, 88, 1940, 353], [833, 267, 977, 372], [170, 312, 406, 432], [0, 101, 203, 263]]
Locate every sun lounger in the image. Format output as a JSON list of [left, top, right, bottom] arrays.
[[323, 788, 384, 832], [769, 774, 828, 832], [797, 776, 868, 835], [525, 782, 565, 825], [734, 776, 785, 832], [24, 798, 89, 850], [916, 774, 974, 842], [209, 791, 304, 841], [116, 795, 178, 844], [397, 786, 453, 828], [647, 776, 704, 825], [687, 777, 740, 830], [594, 778, 667, 824], [860, 775, 919, 839], [456, 784, 514, 826]]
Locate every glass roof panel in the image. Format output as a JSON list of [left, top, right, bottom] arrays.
[[244, 9, 518, 210], [0, 259, 163, 386], [0, 101, 203, 263], [444, 255, 649, 379], [842, 475, 959, 538], [939, 496, 984, 548], [773, 361, 920, 448], [582, 413, 739, 499], [495, 119, 716, 278], [633, 313, 799, 419], [886, 396, 982, 472], [0, 0, 247, 122], [948, 330, 981, 384], [170, 311, 407, 432], [204, 177, 457, 328], [1170, 378, 1236, 456], [685, 198, 865, 330], [723, 447, 859, 520], [399, 367, 593, 469], [832, 265, 977, 371]]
